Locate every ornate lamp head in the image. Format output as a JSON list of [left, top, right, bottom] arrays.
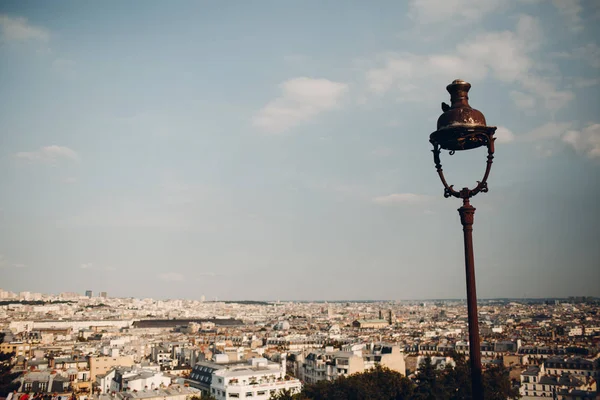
[[430, 79, 496, 151], [430, 80, 497, 199]]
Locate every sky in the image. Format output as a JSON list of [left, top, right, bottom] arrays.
[[0, 1, 599, 301]]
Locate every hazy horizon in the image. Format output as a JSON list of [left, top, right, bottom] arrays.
[[1, 1, 599, 301]]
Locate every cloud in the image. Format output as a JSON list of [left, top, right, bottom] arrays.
[[552, 0, 583, 32], [79, 263, 116, 272], [63, 177, 78, 184], [562, 124, 600, 159], [0, 254, 26, 269], [0, 14, 49, 42], [495, 126, 516, 144], [253, 77, 348, 133], [408, 0, 504, 23], [554, 43, 600, 69], [372, 193, 431, 205], [518, 121, 600, 158], [366, 52, 486, 96], [523, 122, 573, 141], [15, 145, 80, 163], [364, 15, 573, 112], [510, 91, 536, 109], [158, 272, 184, 282], [569, 77, 600, 88]]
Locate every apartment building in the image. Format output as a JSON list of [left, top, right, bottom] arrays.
[[301, 344, 406, 384], [90, 354, 136, 381]]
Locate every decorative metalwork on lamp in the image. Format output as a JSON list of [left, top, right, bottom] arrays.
[[429, 79, 497, 199]]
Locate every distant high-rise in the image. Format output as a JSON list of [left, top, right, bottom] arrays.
[[85, 290, 93, 298], [100, 292, 107, 298], [200, 295, 206, 302]]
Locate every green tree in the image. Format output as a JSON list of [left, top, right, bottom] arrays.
[[297, 353, 519, 400], [482, 364, 520, 400], [412, 357, 446, 400], [0, 352, 20, 397], [302, 366, 414, 400]]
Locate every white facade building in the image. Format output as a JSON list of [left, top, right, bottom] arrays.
[[208, 357, 301, 400]]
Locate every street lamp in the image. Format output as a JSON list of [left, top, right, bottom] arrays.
[[429, 79, 496, 400]]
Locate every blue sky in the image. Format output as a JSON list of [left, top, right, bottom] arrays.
[[1, 0, 599, 300]]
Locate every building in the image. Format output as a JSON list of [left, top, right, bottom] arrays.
[[0, 341, 31, 357], [10, 384, 200, 400], [210, 356, 301, 400], [187, 356, 300, 399], [99, 366, 171, 392], [16, 371, 72, 394], [100, 292, 108, 298], [519, 358, 599, 399], [352, 319, 389, 329], [90, 354, 136, 381], [301, 344, 406, 384], [86, 290, 93, 298]]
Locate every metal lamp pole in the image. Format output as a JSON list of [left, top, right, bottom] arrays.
[[429, 79, 497, 400]]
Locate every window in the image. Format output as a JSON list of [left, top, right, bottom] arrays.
[[40, 382, 47, 391], [24, 383, 32, 392], [229, 394, 239, 398], [257, 391, 266, 395], [246, 392, 253, 397]]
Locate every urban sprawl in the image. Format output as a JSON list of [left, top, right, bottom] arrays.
[[1, 289, 599, 400]]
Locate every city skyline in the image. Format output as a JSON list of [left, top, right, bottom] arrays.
[[1, 1, 599, 301], [1, 286, 598, 303]]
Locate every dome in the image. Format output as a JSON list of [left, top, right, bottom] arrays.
[[436, 80, 487, 130]]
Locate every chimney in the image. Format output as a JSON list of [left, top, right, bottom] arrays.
[[48, 356, 55, 369]]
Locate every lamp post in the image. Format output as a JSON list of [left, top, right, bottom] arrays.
[[429, 79, 496, 400]]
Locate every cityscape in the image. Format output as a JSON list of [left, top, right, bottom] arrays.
[[1, 0, 599, 399], [1, 289, 599, 399]]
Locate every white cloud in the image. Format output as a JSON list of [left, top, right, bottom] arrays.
[[364, 15, 573, 112], [158, 272, 184, 282], [0, 254, 26, 269], [408, 0, 504, 23], [79, 263, 116, 272], [518, 121, 600, 158], [523, 122, 573, 141], [510, 91, 536, 109], [554, 43, 600, 69], [366, 52, 485, 96], [562, 124, 600, 159], [0, 14, 49, 42], [63, 177, 78, 184], [570, 77, 600, 88], [253, 77, 348, 133], [495, 126, 516, 144], [552, 0, 583, 32], [373, 193, 431, 205], [519, 76, 574, 111], [15, 145, 80, 163]]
